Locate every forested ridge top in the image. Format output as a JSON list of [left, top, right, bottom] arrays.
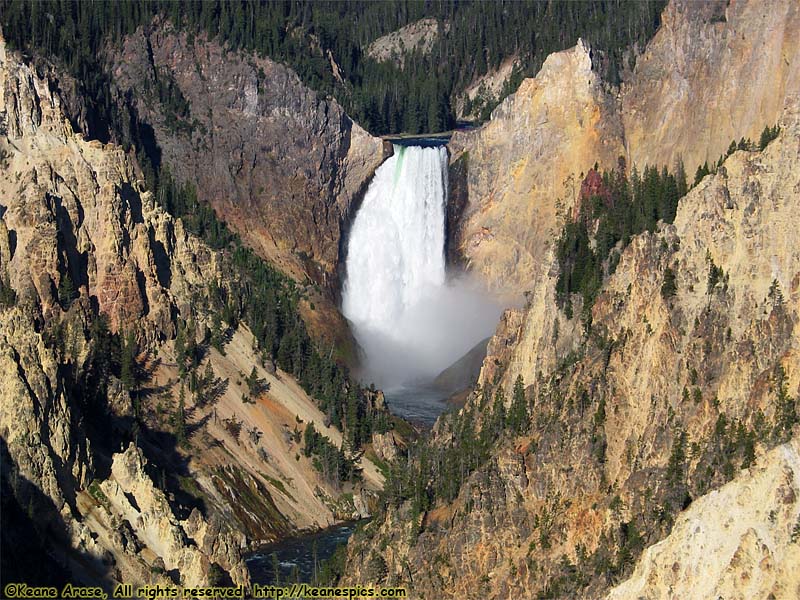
[[1, 0, 665, 136]]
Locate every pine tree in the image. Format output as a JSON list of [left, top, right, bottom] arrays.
[[58, 273, 76, 307], [665, 428, 688, 511], [768, 278, 784, 306], [175, 321, 187, 376], [740, 428, 756, 469], [694, 162, 710, 186], [175, 384, 188, 447], [759, 124, 780, 150], [246, 366, 260, 396], [490, 387, 506, 438], [204, 361, 215, 387], [661, 267, 677, 300], [210, 312, 225, 354], [507, 375, 529, 434], [303, 422, 317, 457], [674, 157, 688, 199], [0, 275, 17, 308]]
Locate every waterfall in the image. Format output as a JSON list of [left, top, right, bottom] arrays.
[[343, 145, 448, 333], [343, 144, 501, 391]]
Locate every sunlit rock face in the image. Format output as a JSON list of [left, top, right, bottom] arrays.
[[449, 0, 800, 299], [448, 39, 625, 296], [622, 0, 800, 176]]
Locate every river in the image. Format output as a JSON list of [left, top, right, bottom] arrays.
[[246, 522, 360, 584], [383, 381, 452, 426]]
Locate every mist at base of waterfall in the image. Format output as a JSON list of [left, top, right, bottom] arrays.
[[350, 274, 503, 391]]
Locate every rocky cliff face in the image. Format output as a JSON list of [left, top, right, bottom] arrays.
[[606, 438, 800, 600], [622, 0, 800, 174], [0, 37, 220, 338], [0, 32, 246, 587], [88, 444, 250, 587], [448, 39, 624, 295], [366, 18, 448, 67], [345, 50, 800, 600], [453, 57, 520, 121], [449, 0, 800, 297], [0, 34, 383, 589], [109, 21, 386, 291]]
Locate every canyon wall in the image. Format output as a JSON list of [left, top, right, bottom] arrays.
[[623, 0, 800, 174], [346, 89, 800, 600], [109, 20, 386, 290], [0, 33, 243, 585], [0, 35, 383, 588], [448, 39, 624, 295], [606, 438, 800, 600], [449, 0, 800, 297], [348, 1, 800, 597]]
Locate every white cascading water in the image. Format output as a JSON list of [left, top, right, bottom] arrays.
[[343, 144, 501, 391]]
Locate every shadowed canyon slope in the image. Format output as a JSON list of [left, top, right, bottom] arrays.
[[0, 34, 385, 588], [1, 35, 245, 585]]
